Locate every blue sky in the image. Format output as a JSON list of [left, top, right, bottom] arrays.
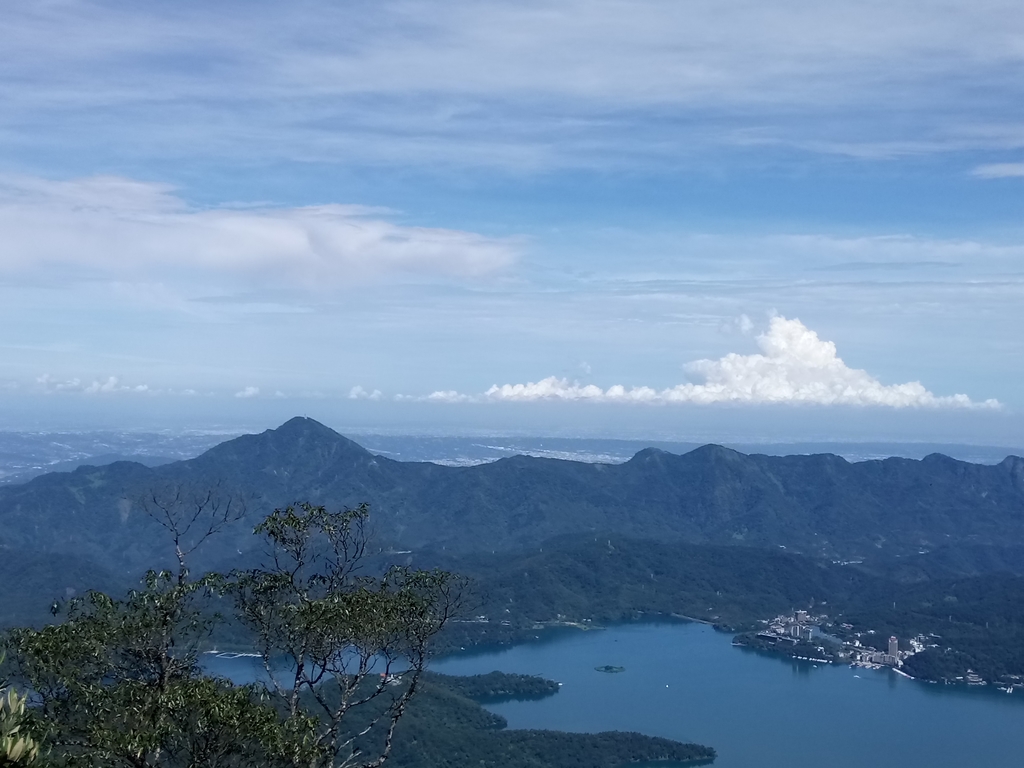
[[1, 0, 1022, 442]]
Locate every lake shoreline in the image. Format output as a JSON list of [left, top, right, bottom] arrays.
[[431, 622, 1024, 768]]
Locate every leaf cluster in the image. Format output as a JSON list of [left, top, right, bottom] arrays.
[[1, 665, 41, 766], [2, 500, 461, 768], [4, 574, 319, 768]]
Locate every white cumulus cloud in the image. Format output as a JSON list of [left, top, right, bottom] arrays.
[[348, 385, 383, 401], [0, 176, 517, 288], [36, 374, 150, 395], [426, 390, 474, 403], [234, 386, 260, 398], [426, 317, 998, 409]]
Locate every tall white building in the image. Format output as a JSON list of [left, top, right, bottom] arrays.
[[888, 636, 899, 657]]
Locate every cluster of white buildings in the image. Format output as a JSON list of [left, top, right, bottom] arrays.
[[759, 610, 827, 645], [849, 634, 902, 667], [759, 611, 917, 669]]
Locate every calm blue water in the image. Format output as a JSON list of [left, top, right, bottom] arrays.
[[430, 622, 1024, 768]]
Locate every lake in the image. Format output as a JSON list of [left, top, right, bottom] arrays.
[[429, 622, 1024, 768]]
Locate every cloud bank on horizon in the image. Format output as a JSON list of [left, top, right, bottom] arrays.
[[424, 317, 998, 409]]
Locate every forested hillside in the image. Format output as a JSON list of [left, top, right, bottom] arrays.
[[2, 418, 1023, 600]]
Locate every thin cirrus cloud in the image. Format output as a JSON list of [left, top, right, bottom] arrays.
[[3, 2, 1024, 168], [972, 163, 1024, 179], [423, 317, 999, 409], [0, 176, 517, 288]]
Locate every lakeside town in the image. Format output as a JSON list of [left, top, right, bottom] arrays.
[[736, 610, 1023, 692]]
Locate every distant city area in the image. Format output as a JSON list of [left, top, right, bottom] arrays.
[[0, 430, 236, 484], [746, 610, 1023, 692], [753, 610, 906, 666]]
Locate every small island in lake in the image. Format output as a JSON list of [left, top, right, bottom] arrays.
[[595, 665, 626, 673]]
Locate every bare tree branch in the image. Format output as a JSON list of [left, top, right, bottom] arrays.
[[228, 503, 465, 768], [135, 483, 248, 584]]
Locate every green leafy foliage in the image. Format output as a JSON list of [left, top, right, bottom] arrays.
[[2, 501, 463, 768], [4, 570, 320, 768], [1, 669, 42, 766]]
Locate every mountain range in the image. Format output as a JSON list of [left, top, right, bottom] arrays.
[[2, 416, 1024, 620]]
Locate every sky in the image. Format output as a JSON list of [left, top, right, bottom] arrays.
[[1, 0, 1023, 443]]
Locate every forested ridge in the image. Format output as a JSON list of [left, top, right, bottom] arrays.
[[2, 417, 1023, 591]]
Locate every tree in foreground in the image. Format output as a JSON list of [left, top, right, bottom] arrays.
[[2, 499, 461, 768], [231, 503, 464, 768]]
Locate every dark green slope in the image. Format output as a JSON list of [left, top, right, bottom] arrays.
[[366, 672, 716, 768], [0, 459, 168, 577], [2, 417, 1023, 587], [426, 535, 870, 640], [0, 548, 122, 625]]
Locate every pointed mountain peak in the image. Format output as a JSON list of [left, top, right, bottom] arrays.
[[197, 417, 372, 465], [274, 416, 345, 440]]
